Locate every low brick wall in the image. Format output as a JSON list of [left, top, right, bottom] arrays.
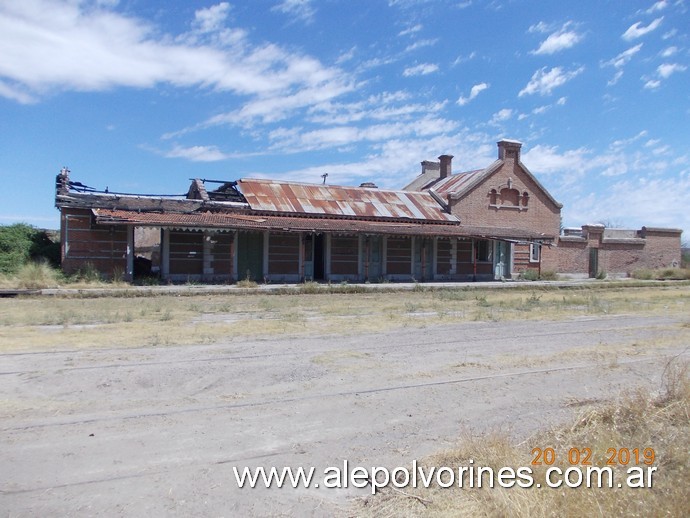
[[556, 226, 682, 277]]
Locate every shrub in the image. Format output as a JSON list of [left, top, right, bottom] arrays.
[[0, 224, 60, 274], [299, 281, 321, 294], [595, 270, 607, 280], [632, 268, 690, 280], [539, 269, 559, 281], [519, 269, 539, 281], [72, 262, 103, 283], [657, 268, 690, 280], [631, 268, 654, 280], [237, 278, 259, 288]]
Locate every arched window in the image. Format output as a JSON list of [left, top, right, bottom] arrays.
[[522, 192, 529, 207], [489, 188, 497, 205]]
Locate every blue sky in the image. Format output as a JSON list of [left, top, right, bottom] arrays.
[[1, 0, 688, 237]]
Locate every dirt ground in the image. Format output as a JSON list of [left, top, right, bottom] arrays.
[[1, 312, 688, 517]]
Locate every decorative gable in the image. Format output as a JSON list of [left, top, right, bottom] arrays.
[[488, 177, 529, 211]]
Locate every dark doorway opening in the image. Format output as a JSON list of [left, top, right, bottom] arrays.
[[589, 248, 599, 278], [313, 234, 325, 280]]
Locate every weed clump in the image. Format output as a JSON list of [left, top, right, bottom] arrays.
[[15, 261, 65, 289]]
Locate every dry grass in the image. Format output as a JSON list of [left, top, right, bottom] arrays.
[[632, 268, 690, 281], [0, 285, 688, 352], [355, 360, 690, 517]]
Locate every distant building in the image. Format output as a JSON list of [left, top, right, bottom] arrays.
[[54, 140, 682, 282]]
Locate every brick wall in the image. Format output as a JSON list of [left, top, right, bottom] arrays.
[[449, 161, 560, 237], [556, 227, 682, 277], [61, 208, 128, 277], [331, 236, 359, 275], [268, 233, 299, 275], [637, 227, 683, 269], [447, 154, 561, 272], [169, 230, 204, 275], [556, 238, 589, 275]]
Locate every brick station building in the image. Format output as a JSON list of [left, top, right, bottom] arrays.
[[54, 139, 682, 282]]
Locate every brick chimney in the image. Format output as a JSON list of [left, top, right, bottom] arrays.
[[497, 139, 522, 161], [420, 160, 440, 175], [438, 154, 453, 179], [56, 166, 70, 196]]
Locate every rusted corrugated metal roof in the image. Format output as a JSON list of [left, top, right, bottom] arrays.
[[93, 209, 553, 241], [238, 178, 457, 222], [430, 169, 485, 196]]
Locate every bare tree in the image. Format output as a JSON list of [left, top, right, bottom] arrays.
[[596, 219, 625, 228]]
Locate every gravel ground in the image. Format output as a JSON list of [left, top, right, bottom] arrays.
[[1, 314, 687, 517]]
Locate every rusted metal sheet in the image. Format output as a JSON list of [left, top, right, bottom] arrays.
[[430, 169, 484, 196], [238, 178, 457, 222], [93, 209, 553, 241]]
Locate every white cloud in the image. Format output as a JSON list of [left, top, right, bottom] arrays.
[[570, 175, 690, 231], [603, 43, 643, 69], [644, 1, 668, 14], [452, 51, 476, 66], [263, 128, 495, 188], [660, 46, 678, 57], [527, 135, 690, 233], [602, 43, 643, 85], [403, 63, 439, 76], [165, 145, 230, 162], [657, 62, 687, 78], [196, 78, 355, 129], [307, 94, 446, 125], [405, 39, 438, 52], [0, 0, 348, 104], [336, 46, 357, 64], [641, 62, 687, 90], [266, 116, 461, 154], [271, 0, 316, 24], [610, 130, 648, 151], [457, 82, 489, 106], [523, 144, 591, 176], [0, 79, 36, 104], [193, 2, 231, 33], [608, 70, 624, 86], [528, 21, 552, 34], [622, 17, 663, 40], [399, 24, 422, 36], [490, 108, 513, 124], [532, 23, 583, 55], [519, 66, 584, 96]]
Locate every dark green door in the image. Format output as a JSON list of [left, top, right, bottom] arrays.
[[237, 232, 264, 281]]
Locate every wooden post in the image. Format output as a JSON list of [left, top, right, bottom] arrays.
[[299, 233, 305, 282], [364, 237, 370, 282], [161, 228, 170, 281], [229, 232, 235, 281]]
